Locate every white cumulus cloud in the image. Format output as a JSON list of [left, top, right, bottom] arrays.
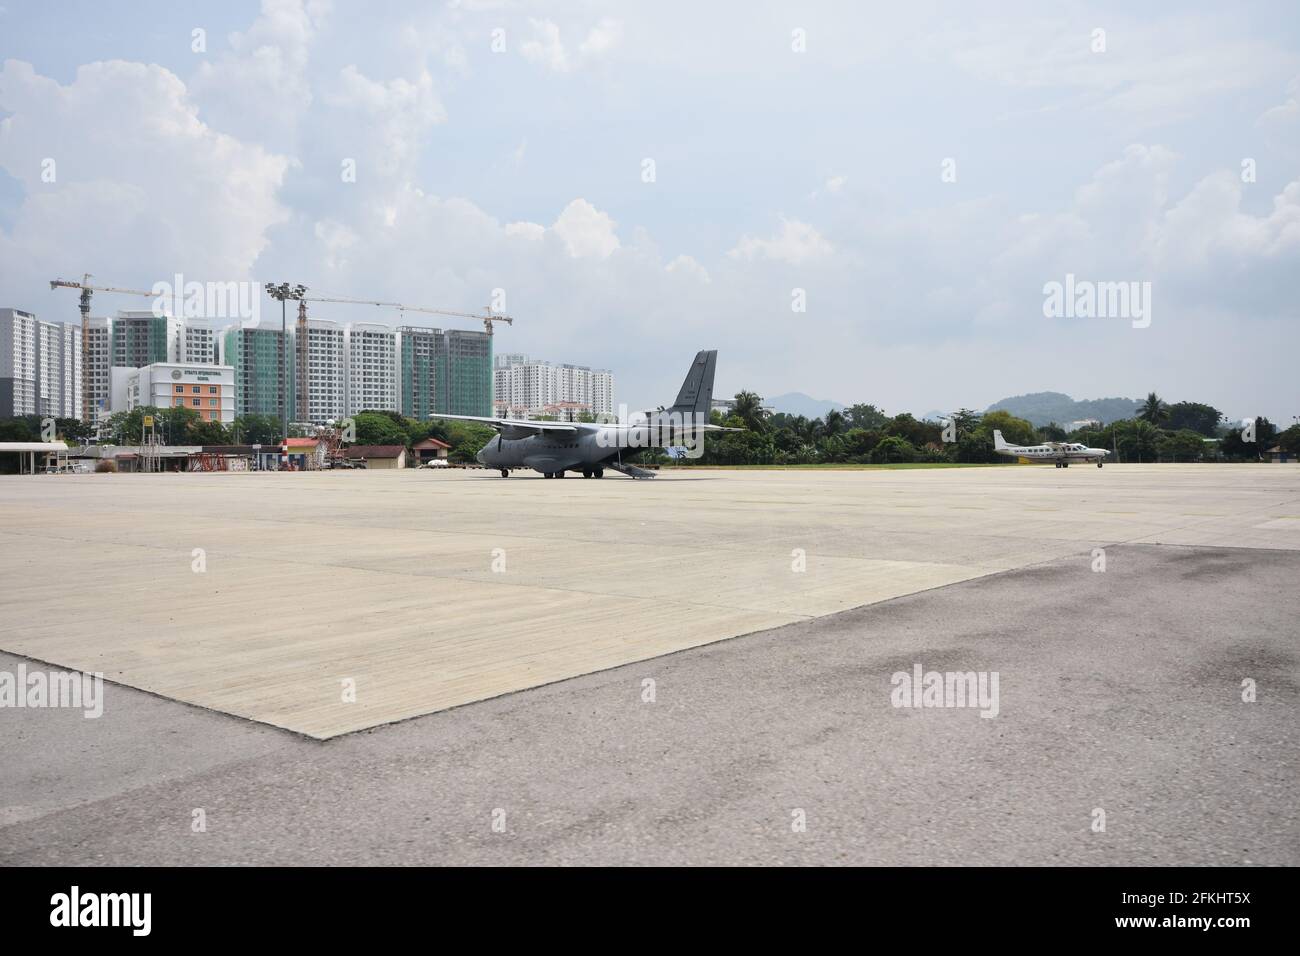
[[520, 19, 571, 72], [551, 199, 620, 258], [729, 218, 833, 264], [0, 58, 292, 288]]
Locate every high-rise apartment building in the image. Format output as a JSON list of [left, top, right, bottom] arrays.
[[443, 330, 493, 416], [398, 326, 440, 421], [0, 308, 37, 418], [297, 318, 345, 423], [492, 354, 614, 420], [170, 317, 218, 365], [77, 310, 169, 426], [222, 323, 294, 418], [111, 310, 169, 370], [82, 317, 111, 424], [396, 326, 494, 419], [70, 316, 501, 425], [0, 309, 83, 420], [345, 323, 398, 416], [37, 318, 82, 420]]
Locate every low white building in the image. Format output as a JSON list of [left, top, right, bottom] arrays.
[[121, 362, 236, 424]]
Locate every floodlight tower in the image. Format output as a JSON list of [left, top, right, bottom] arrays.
[[264, 282, 307, 466]]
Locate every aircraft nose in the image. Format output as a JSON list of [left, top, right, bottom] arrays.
[[475, 447, 486, 464]]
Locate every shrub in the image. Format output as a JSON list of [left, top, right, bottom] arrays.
[[870, 435, 917, 464], [94, 460, 117, 473]]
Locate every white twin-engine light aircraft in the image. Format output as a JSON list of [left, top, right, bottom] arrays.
[[432, 350, 741, 479], [993, 429, 1110, 468]]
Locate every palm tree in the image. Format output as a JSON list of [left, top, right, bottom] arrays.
[[731, 391, 766, 431], [1116, 419, 1161, 462], [824, 409, 846, 436], [1138, 392, 1168, 425]]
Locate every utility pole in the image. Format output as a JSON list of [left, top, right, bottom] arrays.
[[264, 283, 307, 469]]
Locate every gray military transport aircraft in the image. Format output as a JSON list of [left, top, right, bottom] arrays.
[[432, 350, 740, 479]]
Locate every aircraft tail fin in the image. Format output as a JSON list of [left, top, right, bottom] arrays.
[[668, 350, 717, 422], [993, 429, 1009, 451]]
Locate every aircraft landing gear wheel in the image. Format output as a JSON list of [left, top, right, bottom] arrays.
[[1054, 462, 1061, 468], [1097, 461, 1103, 468], [500, 469, 509, 478], [582, 469, 592, 478], [594, 468, 604, 479]]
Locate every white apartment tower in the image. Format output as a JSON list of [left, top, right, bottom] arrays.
[[170, 316, 219, 365], [345, 323, 398, 415], [0, 308, 37, 418], [298, 319, 346, 423], [37, 318, 82, 419], [83, 316, 111, 424], [492, 354, 614, 420], [0, 309, 83, 420]]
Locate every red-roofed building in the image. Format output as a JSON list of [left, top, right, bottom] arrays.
[[412, 436, 451, 465]]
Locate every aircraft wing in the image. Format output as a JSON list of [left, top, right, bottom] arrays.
[[624, 422, 745, 433], [429, 413, 579, 436]]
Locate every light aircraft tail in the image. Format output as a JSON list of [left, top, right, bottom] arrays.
[[993, 429, 1009, 451], [668, 350, 717, 422]]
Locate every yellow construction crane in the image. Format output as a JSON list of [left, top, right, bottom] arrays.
[[302, 293, 514, 336], [50, 275, 158, 422]]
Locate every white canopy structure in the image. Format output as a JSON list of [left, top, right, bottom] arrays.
[[0, 441, 70, 475]]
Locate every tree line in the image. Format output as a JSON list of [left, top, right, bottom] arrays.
[[1, 391, 1294, 467], [667, 392, 1300, 465]]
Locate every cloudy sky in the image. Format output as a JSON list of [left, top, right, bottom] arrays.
[[1, 0, 1297, 421]]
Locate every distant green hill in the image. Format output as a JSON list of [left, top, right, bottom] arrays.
[[766, 392, 846, 418], [985, 391, 1140, 427]]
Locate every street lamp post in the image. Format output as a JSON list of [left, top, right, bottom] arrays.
[[264, 282, 307, 470]]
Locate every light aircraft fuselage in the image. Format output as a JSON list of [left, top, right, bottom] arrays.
[[993, 429, 1109, 468]]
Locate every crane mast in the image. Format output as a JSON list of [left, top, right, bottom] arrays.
[[49, 275, 157, 423]]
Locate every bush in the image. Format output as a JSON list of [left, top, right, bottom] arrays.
[[94, 460, 117, 473], [870, 435, 917, 464]]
